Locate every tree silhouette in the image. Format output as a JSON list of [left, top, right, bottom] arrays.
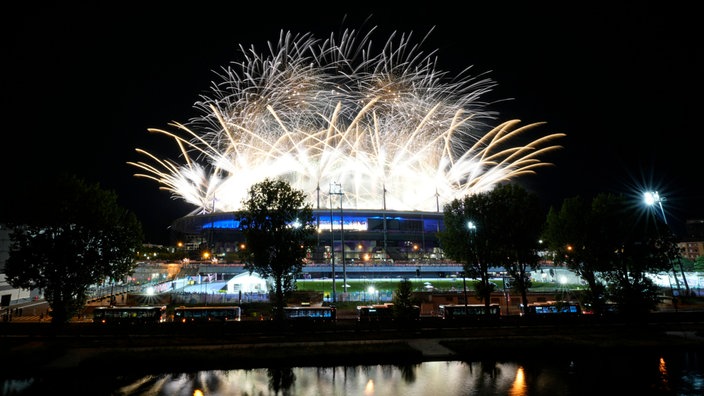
[[544, 192, 677, 317], [5, 173, 143, 325], [439, 183, 544, 314], [238, 178, 316, 321]]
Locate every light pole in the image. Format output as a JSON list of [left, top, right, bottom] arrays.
[[643, 191, 667, 224], [110, 279, 116, 306], [329, 183, 337, 303], [382, 184, 388, 263], [339, 186, 346, 295], [329, 182, 345, 301], [644, 191, 690, 296], [464, 221, 477, 311]]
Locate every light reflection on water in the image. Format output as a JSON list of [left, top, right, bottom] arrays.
[[2, 352, 702, 395]]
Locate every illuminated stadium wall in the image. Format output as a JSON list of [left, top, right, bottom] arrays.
[[169, 209, 446, 264]]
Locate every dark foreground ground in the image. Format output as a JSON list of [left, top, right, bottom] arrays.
[[2, 313, 703, 377]]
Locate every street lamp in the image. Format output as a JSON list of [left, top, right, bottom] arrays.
[[643, 191, 667, 224], [339, 187, 346, 296], [464, 221, 477, 311], [643, 191, 690, 296]]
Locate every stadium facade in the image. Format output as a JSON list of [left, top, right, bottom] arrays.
[[169, 209, 447, 265]]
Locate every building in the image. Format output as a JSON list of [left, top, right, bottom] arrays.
[[679, 219, 704, 261], [169, 209, 446, 266]]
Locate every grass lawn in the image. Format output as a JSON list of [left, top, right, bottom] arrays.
[[294, 278, 581, 294]]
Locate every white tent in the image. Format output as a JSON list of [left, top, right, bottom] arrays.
[[225, 272, 269, 294]]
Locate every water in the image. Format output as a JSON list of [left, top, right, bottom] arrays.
[[3, 350, 702, 396]]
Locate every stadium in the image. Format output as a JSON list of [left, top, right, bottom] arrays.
[[133, 28, 563, 273], [169, 207, 446, 270]]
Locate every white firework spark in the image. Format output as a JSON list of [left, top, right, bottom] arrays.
[[129, 27, 565, 215]]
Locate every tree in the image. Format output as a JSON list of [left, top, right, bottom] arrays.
[[543, 195, 611, 314], [438, 183, 544, 314], [543, 192, 677, 317], [5, 174, 143, 325], [238, 178, 317, 321], [603, 201, 677, 317], [694, 256, 704, 272], [392, 278, 419, 322], [438, 195, 490, 305], [486, 184, 544, 313]]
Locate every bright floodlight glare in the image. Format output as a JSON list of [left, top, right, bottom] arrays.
[[130, 28, 565, 215], [644, 191, 660, 206], [146, 286, 155, 295], [643, 190, 668, 224], [467, 221, 476, 230]]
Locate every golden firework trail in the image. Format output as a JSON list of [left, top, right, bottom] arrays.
[[128, 27, 565, 214]]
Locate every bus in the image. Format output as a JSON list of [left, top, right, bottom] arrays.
[[92, 306, 166, 325], [173, 306, 242, 323], [438, 304, 501, 320], [519, 301, 583, 316], [357, 303, 395, 322], [279, 306, 336, 321]]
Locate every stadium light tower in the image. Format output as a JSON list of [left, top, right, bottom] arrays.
[[329, 182, 344, 301], [643, 191, 690, 296], [643, 191, 667, 224]]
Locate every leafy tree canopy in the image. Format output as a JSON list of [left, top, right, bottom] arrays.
[[438, 183, 545, 309], [238, 178, 316, 320], [543, 192, 677, 316], [392, 278, 419, 321], [5, 173, 143, 324]]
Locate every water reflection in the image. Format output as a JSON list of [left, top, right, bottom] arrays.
[[2, 352, 701, 395], [268, 367, 295, 394], [509, 366, 526, 395]]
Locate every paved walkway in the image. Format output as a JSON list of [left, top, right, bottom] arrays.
[[1, 300, 50, 322], [664, 331, 704, 342], [407, 338, 457, 360], [38, 337, 461, 370]]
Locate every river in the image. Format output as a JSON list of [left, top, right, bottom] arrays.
[[3, 350, 702, 395]]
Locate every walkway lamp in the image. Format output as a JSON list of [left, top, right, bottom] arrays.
[[464, 221, 477, 311], [643, 191, 690, 295]]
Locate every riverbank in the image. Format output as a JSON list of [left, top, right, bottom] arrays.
[[3, 319, 703, 377]]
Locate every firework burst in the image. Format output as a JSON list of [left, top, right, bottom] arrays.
[[129, 27, 565, 215]]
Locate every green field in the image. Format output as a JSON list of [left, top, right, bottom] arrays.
[[294, 278, 580, 294]]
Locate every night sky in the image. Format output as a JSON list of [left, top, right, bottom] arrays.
[[3, 2, 702, 243]]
